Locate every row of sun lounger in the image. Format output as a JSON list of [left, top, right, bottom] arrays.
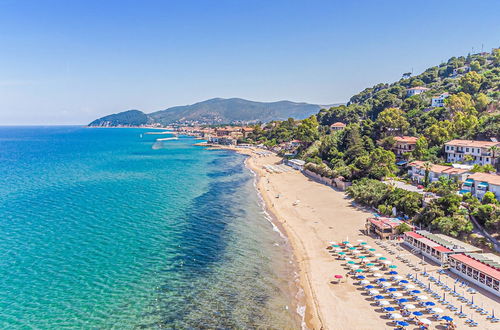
[[263, 164, 293, 173]]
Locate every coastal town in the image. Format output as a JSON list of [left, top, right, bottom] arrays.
[[163, 49, 500, 329]]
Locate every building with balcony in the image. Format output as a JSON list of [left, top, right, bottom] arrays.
[[407, 161, 471, 184], [393, 136, 418, 157], [431, 92, 449, 107], [365, 217, 412, 240], [464, 172, 500, 200], [444, 139, 500, 166], [406, 86, 430, 97]]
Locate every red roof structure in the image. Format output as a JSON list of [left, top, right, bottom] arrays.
[[449, 254, 500, 280]]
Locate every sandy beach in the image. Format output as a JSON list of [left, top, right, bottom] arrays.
[[212, 145, 499, 330]]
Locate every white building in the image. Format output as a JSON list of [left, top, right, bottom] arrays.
[[286, 159, 305, 171], [463, 172, 500, 200], [444, 139, 500, 166], [406, 86, 430, 97], [408, 161, 470, 184], [431, 92, 449, 107]]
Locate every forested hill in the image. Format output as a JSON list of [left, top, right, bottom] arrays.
[[88, 98, 325, 126], [317, 50, 500, 141]]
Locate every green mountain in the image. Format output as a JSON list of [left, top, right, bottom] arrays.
[[88, 110, 149, 127], [88, 98, 327, 127]]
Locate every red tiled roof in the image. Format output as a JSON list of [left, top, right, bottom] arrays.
[[394, 136, 418, 144], [468, 173, 500, 186], [449, 254, 500, 280], [330, 122, 346, 127], [445, 139, 500, 148], [434, 246, 452, 253], [405, 232, 424, 239]]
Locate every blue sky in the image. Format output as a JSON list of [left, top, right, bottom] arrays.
[[0, 0, 499, 124]]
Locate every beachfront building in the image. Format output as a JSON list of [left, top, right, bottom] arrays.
[[393, 136, 418, 157], [365, 217, 412, 240], [448, 253, 500, 297], [407, 161, 471, 184], [444, 139, 500, 166], [403, 230, 481, 265], [406, 86, 430, 97], [431, 92, 449, 107], [330, 122, 346, 131], [463, 172, 500, 200], [285, 159, 305, 171], [207, 136, 237, 146]]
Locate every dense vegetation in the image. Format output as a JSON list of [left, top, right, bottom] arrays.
[[248, 49, 500, 239], [88, 110, 149, 127]]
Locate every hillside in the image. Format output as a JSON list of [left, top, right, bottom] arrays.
[[88, 98, 326, 127], [88, 110, 149, 127]]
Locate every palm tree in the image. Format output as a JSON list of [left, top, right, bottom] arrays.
[[423, 162, 432, 187], [489, 145, 499, 171]]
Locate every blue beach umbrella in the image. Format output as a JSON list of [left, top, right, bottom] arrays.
[[396, 321, 410, 327], [356, 275, 366, 279], [389, 271, 398, 275], [442, 316, 453, 321], [364, 285, 375, 289], [411, 290, 421, 294], [398, 298, 409, 303], [399, 280, 409, 284], [384, 307, 396, 312], [425, 301, 436, 306], [413, 311, 423, 316], [374, 295, 385, 300], [388, 288, 397, 292], [378, 278, 387, 282]]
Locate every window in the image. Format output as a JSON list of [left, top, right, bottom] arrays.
[[466, 148, 469, 152]]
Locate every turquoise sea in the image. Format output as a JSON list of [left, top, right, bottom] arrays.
[[0, 126, 301, 328]]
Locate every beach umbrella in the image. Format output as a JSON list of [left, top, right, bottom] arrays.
[[425, 301, 435, 306], [396, 321, 409, 327], [379, 257, 387, 260], [431, 307, 444, 313], [373, 295, 385, 300], [355, 269, 364, 273], [368, 248, 376, 252], [358, 255, 366, 259], [397, 298, 409, 303], [374, 253, 382, 257], [357, 239, 364, 242], [403, 285, 415, 290], [382, 260, 392, 265], [417, 295, 428, 301], [373, 273, 382, 277], [392, 292, 403, 298], [364, 285, 375, 289], [342, 241, 349, 244], [381, 282, 391, 288], [369, 267, 380, 271], [352, 250, 361, 254], [349, 247, 356, 250], [387, 288, 397, 292], [442, 316, 453, 321], [413, 311, 423, 316], [420, 318, 432, 325], [399, 280, 409, 284], [388, 271, 398, 275], [384, 307, 396, 312], [366, 263, 375, 266], [389, 265, 397, 269], [334, 275, 343, 279], [360, 280, 370, 285], [368, 289, 380, 295], [356, 275, 365, 279], [331, 244, 340, 248], [360, 242, 367, 245], [392, 275, 403, 281], [389, 313, 402, 319], [410, 290, 421, 295], [350, 265, 359, 269], [377, 278, 387, 282], [347, 261, 356, 264], [338, 252, 346, 255], [378, 300, 390, 306], [403, 304, 416, 310]]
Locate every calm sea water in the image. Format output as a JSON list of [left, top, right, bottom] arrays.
[[0, 126, 300, 329]]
